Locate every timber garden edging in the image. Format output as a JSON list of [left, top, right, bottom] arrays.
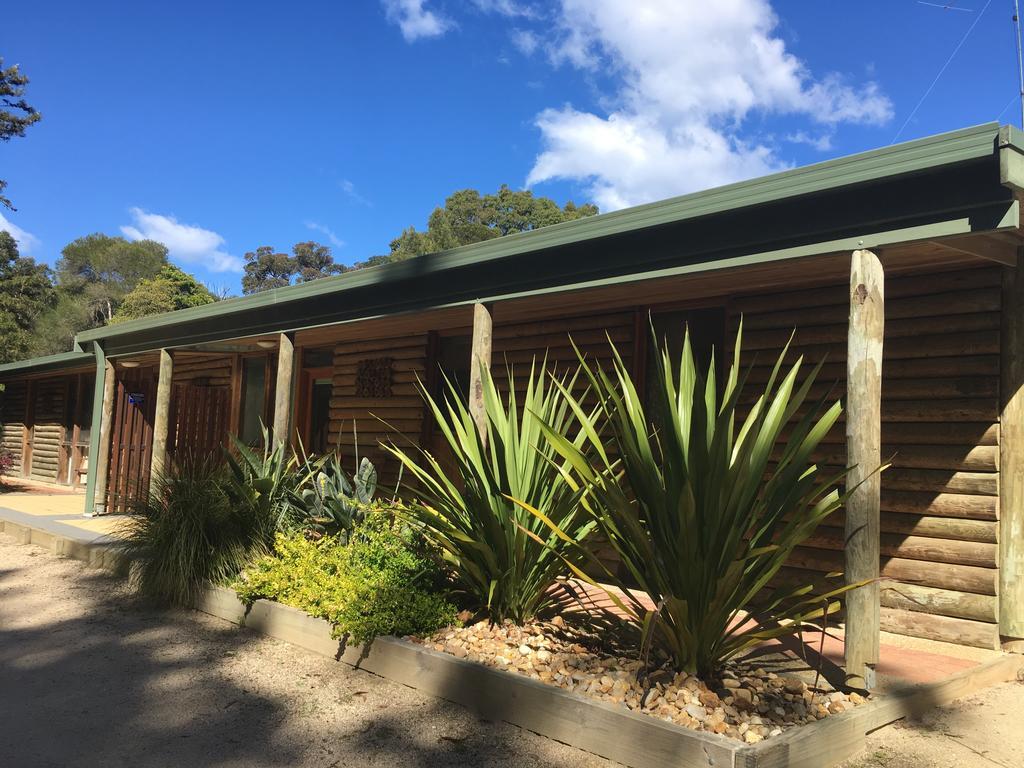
[[196, 585, 1024, 768], [3, 514, 1022, 768]]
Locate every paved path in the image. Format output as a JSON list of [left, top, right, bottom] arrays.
[[0, 532, 610, 768]]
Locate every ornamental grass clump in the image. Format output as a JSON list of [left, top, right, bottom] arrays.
[[119, 452, 276, 607], [385, 360, 595, 625], [522, 324, 868, 678]]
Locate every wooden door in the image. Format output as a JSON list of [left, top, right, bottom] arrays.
[[106, 369, 157, 514]]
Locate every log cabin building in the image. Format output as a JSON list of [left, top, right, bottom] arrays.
[[3, 123, 1024, 673]]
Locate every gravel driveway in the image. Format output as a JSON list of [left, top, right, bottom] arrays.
[[0, 531, 611, 768]]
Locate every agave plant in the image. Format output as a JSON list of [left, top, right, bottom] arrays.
[[298, 451, 378, 543], [385, 359, 596, 624], [224, 425, 305, 532], [522, 323, 870, 678]]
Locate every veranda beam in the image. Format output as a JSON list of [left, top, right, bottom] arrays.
[[469, 302, 493, 443], [84, 346, 116, 516], [1000, 250, 1024, 643], [272, 332, 296, 446], [150, 349, 174, 483], [844, 248, 884, 688]]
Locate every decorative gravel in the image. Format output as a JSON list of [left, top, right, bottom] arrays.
[[416, 617, 867, 744]]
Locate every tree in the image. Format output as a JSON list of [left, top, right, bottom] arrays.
[[0, 231, 53, 363], [0, 58, 42, 211], [293, 240, 344, 283], [29, 234, 168, 355], [242, 241, 342, 294], [111, 265, 217, 323], [387, 184, 598, 259], [242, 246, 293, 294], [54, 234, 168, 324]]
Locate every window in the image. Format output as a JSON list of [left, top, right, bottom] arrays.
[[240, 356, 268, 444]]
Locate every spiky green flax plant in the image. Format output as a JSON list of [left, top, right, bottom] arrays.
[[384, 359, 596, 624], [520, 322, 875, 678]]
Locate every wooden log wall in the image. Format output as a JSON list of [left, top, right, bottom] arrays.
[[730, 265, 1002, 648], [327, 333, 431, 491], [28, 377, 67, 484], [172, 355, 233, 388], [0, 380, 27, 474]]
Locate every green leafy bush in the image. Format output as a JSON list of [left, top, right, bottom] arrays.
[[234, 507, 457, 644], [523, 324, 869, 677], [119, 453, 275, 606], [385, 360, 595, 624]]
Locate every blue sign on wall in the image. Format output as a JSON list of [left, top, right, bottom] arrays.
[[128, 392, 145, 406]]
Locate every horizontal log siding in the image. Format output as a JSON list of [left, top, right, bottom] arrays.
[[492, 310, 637, 572], [28, 377, 66, 483], [0, 381, 27, 473], [327, 333, 431, 490], [172, 355, 233, 388], [731, 265, 1002, 648]]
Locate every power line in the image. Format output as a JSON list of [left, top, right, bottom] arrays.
[[892, 0, 994, 143]]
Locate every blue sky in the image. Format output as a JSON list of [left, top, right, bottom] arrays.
[[1, 0, 1020, 293]]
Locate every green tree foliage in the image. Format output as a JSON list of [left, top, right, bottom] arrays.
[[0, 58, 42, 211], [111, 264, 216, 323], [242, 241, 342, 294], [0, 231, 53, 363], [53, 234, 168, 325], [388, 185, 598, 259], [293, 240, 344, 283]]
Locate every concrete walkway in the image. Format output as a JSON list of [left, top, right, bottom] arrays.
[[0, 531, 610, 768]]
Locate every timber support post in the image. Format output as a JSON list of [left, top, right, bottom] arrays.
[[844, 248, 884, 689], [150, 348, 174, 483], [468, 302, 493, 444], [273, 332, 296, 447], [84, 345, 116, 516], [1000, 249, 1024, 645]]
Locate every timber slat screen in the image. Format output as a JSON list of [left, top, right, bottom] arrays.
[[168, 355, 233, 459], [0, 380, 27, 474], [731, 265, 1001, 648], [105, 369, 156, 515]]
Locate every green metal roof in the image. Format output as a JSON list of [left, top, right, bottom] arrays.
[[3, 121, 1016, 367], [0, 350, 94, 379]]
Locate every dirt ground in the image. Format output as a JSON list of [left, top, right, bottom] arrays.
[[839, 677, 1024, 768], [1, 530, 1022, 768], [0, 532, 610, 768]]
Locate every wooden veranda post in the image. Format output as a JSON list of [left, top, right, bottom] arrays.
[[272, 332, 296, 447], [150, 348, 174, 483], [1001, 250, 1024, 643], [469, 302, 493, 443], [85, 348, 116, 516], [844, 248, 884, 689]]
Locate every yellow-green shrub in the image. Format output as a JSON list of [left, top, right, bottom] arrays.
[[234, 510, 457, 645]]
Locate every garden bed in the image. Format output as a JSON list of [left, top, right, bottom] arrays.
[[195, 585, 1024, 768]]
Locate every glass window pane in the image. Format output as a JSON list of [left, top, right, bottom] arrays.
[[240, 357, 267, 444]]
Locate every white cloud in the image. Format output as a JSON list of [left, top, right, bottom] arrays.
[[120, 207, 242, 273], [525, 0, 893, 210], [382, 0, 450, 42], [786, 130, 833, 152], [510, 28, 539, 56], [305, 221, 345, 248], [0, 212, 40, 255], [473, 0, 539, 18], [339, 179, 371, 206]]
